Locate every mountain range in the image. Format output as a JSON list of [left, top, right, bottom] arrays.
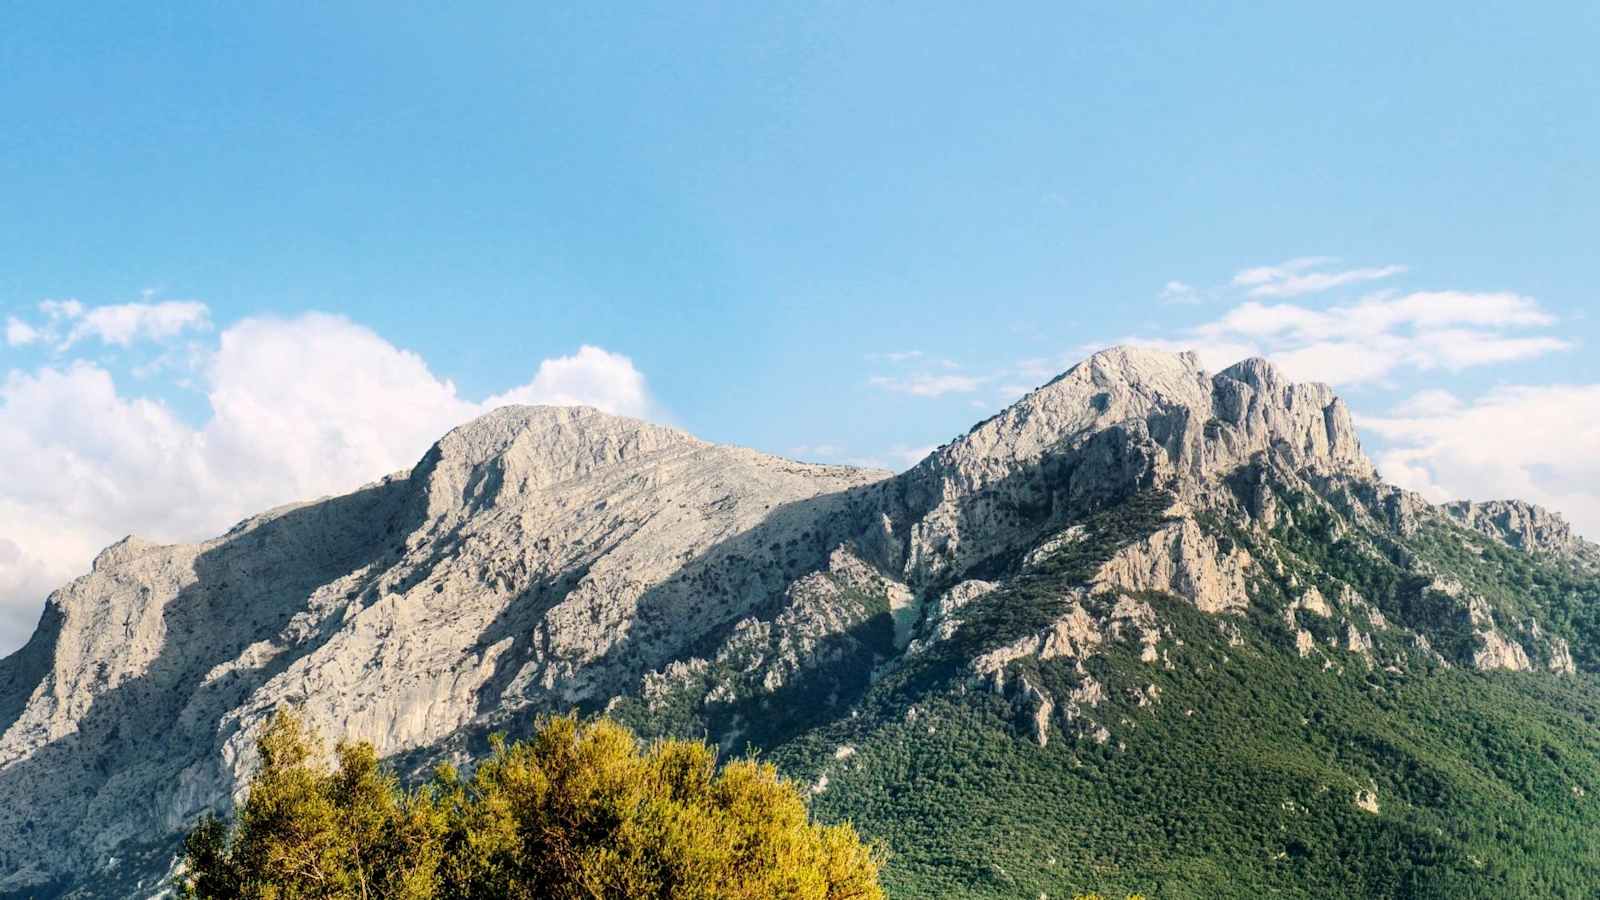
[[4, 346, 1600, 898]]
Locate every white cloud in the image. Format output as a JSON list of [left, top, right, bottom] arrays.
[[0, 362, 214, 652], [1231, 258, 1406, 298], [888, 444, 937, 468], [1159, 280, 1201, 304], [1211, 292, 1553, 341], [199, 314, 480, 506], [833, 444, 937, 472], [1390, 389, 1463, 417], [38, 299, 85, 320], [5, 317, 39, 347], [9, 298, 212, 351], [867, 373, 984, 398], [484, 345, 653, 417], [790, 443, 844, 459], [1231, 256, 1338, 286], [62, 300, 211, 348], [1113, 290, 1572, 386], [867, 353, 1100, 401], [1012, 357, 1065, 379], [0, 313, 656, 654], [1363, 385, 1600, 540], [865, 350, 924, 364]]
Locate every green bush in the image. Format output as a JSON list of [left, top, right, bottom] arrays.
[[178, 712, 885, 900]]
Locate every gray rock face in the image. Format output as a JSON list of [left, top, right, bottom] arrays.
[[0, 347, 1585, 896], [894, 347, 1372, 584], [0, 406, 889, 893], [1442, 499, 1598, 566]]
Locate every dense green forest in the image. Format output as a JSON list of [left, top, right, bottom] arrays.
[[790, 607, 1600, 898]]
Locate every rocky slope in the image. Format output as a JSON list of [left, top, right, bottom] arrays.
[[2, 347, 1597, 897]]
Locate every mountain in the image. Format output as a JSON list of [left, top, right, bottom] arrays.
[[4, 347, 1600, 898]]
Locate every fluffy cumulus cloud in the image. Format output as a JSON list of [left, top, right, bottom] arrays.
[[1363, 385, 1600, 540], [1115, 290, 1571, 386], [484, 345, 653, 413], [0, 309, 656, 654]]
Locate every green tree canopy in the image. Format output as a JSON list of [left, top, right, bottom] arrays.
[[178, 712, 884, 900]]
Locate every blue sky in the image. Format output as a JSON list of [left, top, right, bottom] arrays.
[[1, 3, 1597, 651]]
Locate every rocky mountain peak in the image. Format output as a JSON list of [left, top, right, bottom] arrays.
[[1047, 345, 1213, 400], [1216, 355, 1288, 391], [89, 535, 162, 572], [414, 405, 704, 517], [881, 347, 1376, 586], [424, 405, 699, 475], [918, 346, 1371, 497]]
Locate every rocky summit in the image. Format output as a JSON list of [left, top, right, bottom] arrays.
[[5, 347, 1600, 898]]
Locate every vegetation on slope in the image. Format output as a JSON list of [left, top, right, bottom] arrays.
[[788, 594, 1600, 898], [178, 713, 884, 900], [765, 482, 1600, 898], [609, 478, 1600, 898], [179, 479, 1600, 899]]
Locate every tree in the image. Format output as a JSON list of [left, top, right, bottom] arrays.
[[178, 712, 884, 900], [178, 713, 444, 899]]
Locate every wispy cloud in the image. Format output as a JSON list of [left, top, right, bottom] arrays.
[[867, 373, 985, 398], [1011, 357, 1063, 379], [10, 298, 213, 350], [789, 443, 844, 458], [38, 299, 84, 320], [1231, 257, 1406, 298], [1107, 290, 1572, 386], [887, 444, 937, 467], [783, 441, 936, 472], [1229, 256, 1334, 286], [1159, 280, 1202, 305], [63, 301, 211, 348], [865, 350, 924, 364], [868, 352, 1091, 404]]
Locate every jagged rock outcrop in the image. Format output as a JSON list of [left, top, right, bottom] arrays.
[[1443, 499, 1599, 567], [1092, 514, 1254, 614], [894, 347, 1372, 585], [1, 346, 1592, 897]]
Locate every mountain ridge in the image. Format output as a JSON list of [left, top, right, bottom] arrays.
[[3, 346, 1599, 898]]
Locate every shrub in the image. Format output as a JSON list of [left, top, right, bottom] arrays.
[[178, 712, 884, 900]]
